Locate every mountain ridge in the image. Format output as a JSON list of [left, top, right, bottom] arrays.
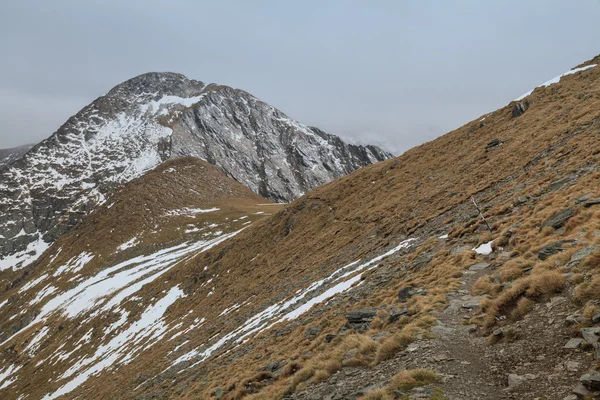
[[0, 72, 391, 266]]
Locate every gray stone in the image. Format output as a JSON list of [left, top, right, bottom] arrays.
[[212, 388, 225, 399], [465, 324, 478, 333], [580, 371, 600, 391], [564, 338, 584, 349], [486, 138, 501, 149], [345, 308, 378, 323], [304, 326, 321, 338], [508, 373, 527, 388], [575, 194, 592, 204], [263, 360, 281, 372], [567, 246, 599, 266], [398, 286, 417, 302], [538, 241, 568, 260], [572, 382, 591, 397], [541, 207, 574, 230], [451, 245, 472, 255], [511, 102, 526, 118], [468, 262, 491, 271], [325, 334, 337, 343], [461, 296, 486, 309], [388, 306, 408, 322], [581, 327, 600, 344], [431, 324, 455, 336], [566, 314, 584, 325], [584, 198, 600, 208], [593, 313, 600, 324], [565, 361, 580, 372]]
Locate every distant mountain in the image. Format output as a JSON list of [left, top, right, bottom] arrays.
[[0, 72, 391, 263], [0, 144, 34, 168]]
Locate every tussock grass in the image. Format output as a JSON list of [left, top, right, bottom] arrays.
[[388, 369, 441, 391]]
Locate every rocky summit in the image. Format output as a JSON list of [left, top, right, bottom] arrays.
[[2, 56, 600, 400], [0, 72, 391, 266]]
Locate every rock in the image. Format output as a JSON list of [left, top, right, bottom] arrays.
[[539, 241, 568, 260], [344, 349, 358, 360], [388, 306, 408, 322], [263, 360, 281, 372], [565, 361, 581, 372], [563, 395, 578, 400], [567, 246, 599, 267], [465, 324, 478, 333], [580, 327, 600, 344], [461, 296, 486, 309], [583, 198, 600, 208], [371, 331, 388, 341], [548, 175, 577, 192], [512, 102, 526, 118], [508, 373, 527, 388], [344, 308, 378, 332], [486, 138, 501, 150], [345, 308, 377, 323], [575, 194, 592, 204], [580, 371, 600, 391], [572, 382, 591, 397], [325, 334, 337, 343], [566, 314, 584, 325], [593, 313, 600, 324], [431, 324, 455, 336], [398, 287, 417, 302], [451, 245, 472, 255], [212, 388, 225, 399], [541, 208, 574, 230], [564, 338, 584, 349], [468, 262, 491, 271], [517, 196, 528, 204], [304, 326, 321, 338]]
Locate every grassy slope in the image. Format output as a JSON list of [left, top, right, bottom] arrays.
[[2, 56, 600, 400]]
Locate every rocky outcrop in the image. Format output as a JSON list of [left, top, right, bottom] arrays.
[[0, 72, 392, 262]]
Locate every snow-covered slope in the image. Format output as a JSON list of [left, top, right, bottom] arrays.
[[0, 144, 34, 168], [0, 72, 391, 264]]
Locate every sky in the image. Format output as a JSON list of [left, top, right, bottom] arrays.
[[1, 1, 599, 155]]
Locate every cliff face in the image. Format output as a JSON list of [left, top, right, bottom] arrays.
[[0, 72, 391, 264]]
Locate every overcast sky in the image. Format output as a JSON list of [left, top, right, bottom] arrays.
[[1, 1, 599, 154]]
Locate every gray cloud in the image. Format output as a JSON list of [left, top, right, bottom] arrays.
[[1, 0, 599, 154]]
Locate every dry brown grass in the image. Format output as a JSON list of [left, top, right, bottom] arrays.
[[575, 276, 600, 303], [471, 276, 501, 296], [358, 388, 393, 400], [388, 369, 440, 391], [483, 270, 565, 327], [375, 331, 414, 362]]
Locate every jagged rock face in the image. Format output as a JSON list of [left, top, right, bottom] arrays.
[[170, 85, 390, 201], [0, 72, 391, 263]]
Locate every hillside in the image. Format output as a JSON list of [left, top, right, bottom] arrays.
[[2, 55, 600, 400], [0, 72, 391, 266]]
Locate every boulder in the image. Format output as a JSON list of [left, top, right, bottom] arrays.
[[388, 306, 408, 323], [567, 246, 599, 267], [583, 198, 600, 208], [324, 334, 337, 343], [468, 262, 491, 272], [580, 371, 600, 391], [486, 139, 501, 150], [538, 241, 568, 260], [564, 338, 584, 349], [581, 327, 600, 344], [345, 308, 378, 323], [304, 326, 321, 338], [541, 207, 574, 230], [263, 360, 281, 372], [398, 287, 417, 302], [512, 102, 526, 118]]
